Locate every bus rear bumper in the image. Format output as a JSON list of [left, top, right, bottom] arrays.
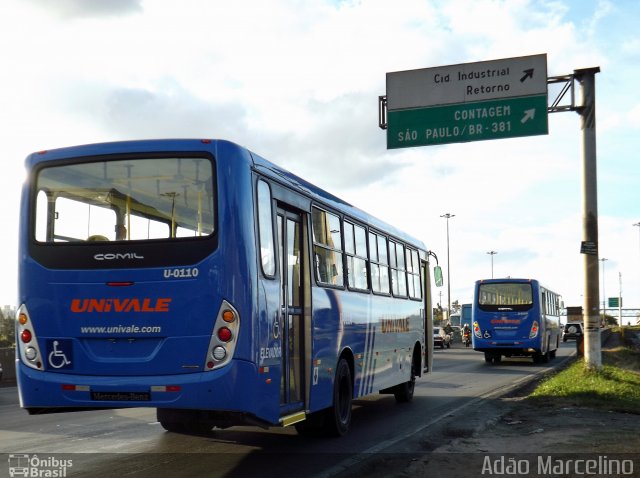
[[16, 360, 270, 419], [473, 342, 540, 356]]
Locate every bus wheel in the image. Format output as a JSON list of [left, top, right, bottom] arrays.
[[484, 352, 499, 363], [393, 358, 417, 403], [294, 411, 326, 437], [533, 352, 549, 364], [484, 352, 501, 364], [184, 421, 214, 434], [324, 358, 353, 437], [159, 420, 186, 433], [157, 408, 187, 433], [157, 408, 213, 434]]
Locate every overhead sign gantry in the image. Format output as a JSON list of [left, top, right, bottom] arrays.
[[381, 54, 548, 148]]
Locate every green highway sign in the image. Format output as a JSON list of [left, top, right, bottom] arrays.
[[608, 297, 621, 308], [387, 95, 548, 149]]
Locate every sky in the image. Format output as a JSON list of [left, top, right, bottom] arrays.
[[1, 0, 639, 315]]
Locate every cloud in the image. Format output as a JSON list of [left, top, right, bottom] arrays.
[[64, 80, 248, 142], [25, 0, 142, 18]]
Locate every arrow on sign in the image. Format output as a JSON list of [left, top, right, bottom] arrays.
[[520, 69, 534, 82], [521, 109, 536, 124]]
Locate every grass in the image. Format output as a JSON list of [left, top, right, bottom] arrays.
[[528, 329, 640, 414]]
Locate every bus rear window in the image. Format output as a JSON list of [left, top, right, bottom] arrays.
[[34, 156, 215, 243], [478, 282, 533, 311]]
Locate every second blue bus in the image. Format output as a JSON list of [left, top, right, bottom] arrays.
[[471, 278, 562, 364]]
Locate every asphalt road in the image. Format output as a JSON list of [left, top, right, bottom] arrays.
[[0, 341, 576, 477]]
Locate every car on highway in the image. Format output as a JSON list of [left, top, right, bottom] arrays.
[[433, 326, 451, 349], [450, 325, 462, 343], [562, 322, 583, 342]]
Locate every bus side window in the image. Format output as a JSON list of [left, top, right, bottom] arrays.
[[257, 180, 276, 277], [369, 232, 390, 294], [390, 240, 407, 297], [406, 248, 422, 299], [345, 221, 368, 291], [311, 207, 344, 287]]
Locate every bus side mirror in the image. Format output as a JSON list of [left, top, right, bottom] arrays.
[[434, 266, 443, 287]]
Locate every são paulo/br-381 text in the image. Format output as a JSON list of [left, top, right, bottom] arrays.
[[397, 120, 512, 143]]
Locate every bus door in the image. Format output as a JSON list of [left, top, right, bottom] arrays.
[[276, 208, 305, 415]]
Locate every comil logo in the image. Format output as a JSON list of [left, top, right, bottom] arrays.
[[8, 454, 73, 477], [93, 252, 144, 261]]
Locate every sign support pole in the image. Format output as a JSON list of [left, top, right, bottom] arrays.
[[619, 272, 623, 327], [576, 67, 601, 369]]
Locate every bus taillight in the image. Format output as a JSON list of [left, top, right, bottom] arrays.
[[204, 301, 240, 371], [16, 305, 44, 371], [217, 327, 232, 342], [529, 321, 539, 339], [222, 309, 235, 323], [212, 346, 226, 361]]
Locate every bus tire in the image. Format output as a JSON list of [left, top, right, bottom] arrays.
[[294, 411, 326, 437], [157, 408, 214, 434], [393, 357, 417, 403], [324, 358, 353, 437], [533, 351, 549, 364], [159, 420, 186, 433]]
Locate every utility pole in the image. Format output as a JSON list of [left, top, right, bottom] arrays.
[[618, 272, 622, 327], [600, 257, 608, 323], [440, 213, 454, 320], [576, 67, 601, 369], [634, 222, 640, 310]]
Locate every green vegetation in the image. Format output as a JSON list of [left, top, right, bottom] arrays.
[[529, 329, 640, 414]]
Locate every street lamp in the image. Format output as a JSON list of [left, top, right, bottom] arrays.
[[600, 257, 608, 322], [634, 223, 640, 307], [487, 251, 497, 278], [440, 213, 455, 319]]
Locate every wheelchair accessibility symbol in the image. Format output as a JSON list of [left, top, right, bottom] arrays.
[[46, 339, 73, 370]]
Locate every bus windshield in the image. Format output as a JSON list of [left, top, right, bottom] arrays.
[[477, 282, 533, 311], [34, 156, 215, 242]]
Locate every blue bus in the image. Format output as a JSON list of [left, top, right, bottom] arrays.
[[448, 303, 471, 328], [16, 139, 440, 436], [471, 278, 562, 364]]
